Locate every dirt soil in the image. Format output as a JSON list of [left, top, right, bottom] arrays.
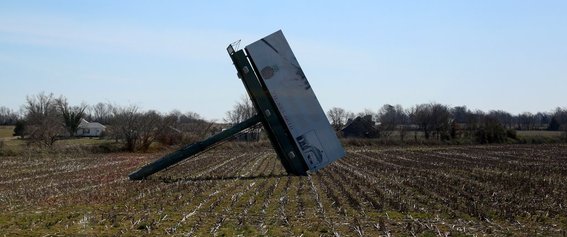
[[1, 144, 566, 236]]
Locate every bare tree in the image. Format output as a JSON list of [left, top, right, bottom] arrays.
[[224, 95, 256, 125], [109, 105, 139, 151], [475, 114, 508, 144], [451, 106, 469, 124], [184, 111, 203, 122], [92, 102, 113, 124], [155, 111, 183, 145], [56, 97, 87, 137], [357, 109, 376, 120], [551, 107, 567, 141], [410, 104, 431, 140], [449, 106, 468, 139], [395, 105, 411, 141], [410, 103, 451, 140], [162, 110, 214, 144], [24, 92, 64, 147], [136, 110, 163, 151], [517, 112, 537, 130], [534, 112, 551, 130], [109, 106, 180, 151], [488, 110, 513, 129], [466, 110, 486, 137], [377, 104, 407, 139], [0, 106, 19, 125], [327, 107, 349, 131], [184, 112, 215, 141]]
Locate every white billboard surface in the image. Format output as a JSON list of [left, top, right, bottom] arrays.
[[245, 30, 345, 171]]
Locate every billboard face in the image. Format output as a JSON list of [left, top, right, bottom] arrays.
[[245, 30, 345, 171]]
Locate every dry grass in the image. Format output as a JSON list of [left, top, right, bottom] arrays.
[[516, 130, 563, 137], [0, 125, 14, 138]]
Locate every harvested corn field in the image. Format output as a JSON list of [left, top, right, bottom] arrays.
[[1, 144, 566, 236]]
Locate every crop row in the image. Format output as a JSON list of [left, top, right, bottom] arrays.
[[0, 144, 566, 235]]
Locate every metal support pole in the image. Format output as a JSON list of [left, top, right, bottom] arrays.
[[227, 47, 308, 175], [128, 114, 262, 180]]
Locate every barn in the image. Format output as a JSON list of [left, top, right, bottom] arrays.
[[341, 115, 379, 138]]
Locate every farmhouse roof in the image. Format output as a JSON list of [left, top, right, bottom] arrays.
[[78, 118, 106, 129]]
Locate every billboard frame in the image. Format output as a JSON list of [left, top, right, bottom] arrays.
[[128, 30, 344, 180]]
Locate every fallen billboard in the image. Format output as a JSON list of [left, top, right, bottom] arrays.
[[244, 30, 345, 171]]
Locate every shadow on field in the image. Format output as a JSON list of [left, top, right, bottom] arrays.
[[155, 173, 290, 183]]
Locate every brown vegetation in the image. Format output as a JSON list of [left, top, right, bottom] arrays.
[[1, 144, 566, 235]]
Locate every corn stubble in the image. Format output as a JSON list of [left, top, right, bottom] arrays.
[[0, 144, 566, 236]]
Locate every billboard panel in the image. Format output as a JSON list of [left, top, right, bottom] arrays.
[[245, 30, 345, 171]]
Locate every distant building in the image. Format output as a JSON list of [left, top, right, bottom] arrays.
[[233, 130, 261, 142], [76, 119, 106, 137], [220, 125, 262, 142], [341, 115, 379, 138]]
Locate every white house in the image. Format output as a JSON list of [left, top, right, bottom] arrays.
[[76, 119, 106, 137]]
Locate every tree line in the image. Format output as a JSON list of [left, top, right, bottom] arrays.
[[1, 92, 215, 151], [2, 92, 566, 150], [327, 103, 567, 143]]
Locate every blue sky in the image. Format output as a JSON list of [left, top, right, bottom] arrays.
[[1, 1, 566, 120]]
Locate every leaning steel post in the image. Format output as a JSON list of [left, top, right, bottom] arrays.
[[128, 114, 261, 180]]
